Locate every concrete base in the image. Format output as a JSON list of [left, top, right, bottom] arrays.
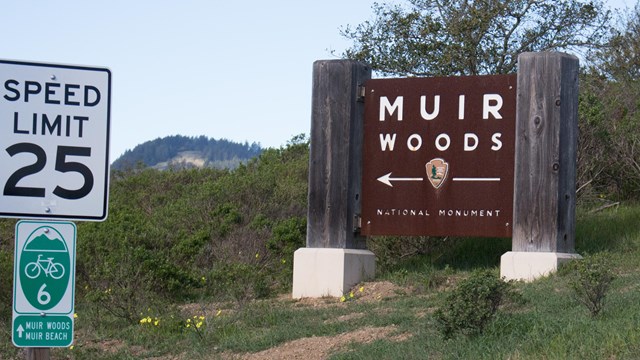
[[292, 248, 376, 299], [500, 251, 582, 282]]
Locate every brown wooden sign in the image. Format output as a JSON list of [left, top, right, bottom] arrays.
[[361, 74, 516, 237]]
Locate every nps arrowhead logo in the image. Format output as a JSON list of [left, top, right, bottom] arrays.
[[426, 158, 449, 189], [19, 227, 71, 311]]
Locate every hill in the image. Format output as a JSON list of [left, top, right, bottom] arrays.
[[111, 135, 263, 170]]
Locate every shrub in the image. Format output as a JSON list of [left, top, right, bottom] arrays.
[[206, 263, 270, 305], [367, 236, 442, 271], [266, 217, 306, 259], [566, 252, 616, 317], [434, 269, 511, 339]]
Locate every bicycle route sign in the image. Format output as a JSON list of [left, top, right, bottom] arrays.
[[12, 220, 76, 347], [0, 59, 111, 221]]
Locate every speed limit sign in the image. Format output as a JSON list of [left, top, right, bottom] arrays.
[[0, 60, 111, 221]]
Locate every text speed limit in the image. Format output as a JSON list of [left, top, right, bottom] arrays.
[[0, 60, 111, 221]]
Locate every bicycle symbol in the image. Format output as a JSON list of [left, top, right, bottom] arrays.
[[24, 254, 65, 280]]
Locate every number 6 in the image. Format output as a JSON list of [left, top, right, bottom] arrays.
[[37, 283, 51, 305]]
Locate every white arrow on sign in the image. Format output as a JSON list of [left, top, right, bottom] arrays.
[[17, 325, 24, 338], [377, 172, 424, 187]]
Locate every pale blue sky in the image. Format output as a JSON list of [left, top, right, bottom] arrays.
[[1, 0, 633, 161]]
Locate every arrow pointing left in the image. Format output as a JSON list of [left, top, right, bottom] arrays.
[[377, 172, 424, 187]]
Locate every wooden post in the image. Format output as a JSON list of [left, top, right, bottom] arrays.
[[306, 60, 371, 249], [501, 52, 581, 281], [26, 348, 50, 360], [293, 60, 375, 298]]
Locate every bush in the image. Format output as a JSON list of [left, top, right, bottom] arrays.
[[266, 217, 306, 259], [367, 236, 443, 271], [434, 269, 511, 339], [206, 263, 270, 306], [566, 252, 616, 317]]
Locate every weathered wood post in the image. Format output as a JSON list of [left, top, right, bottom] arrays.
[[26, 348, 50, 360], [292, 60, 375, 298], [501, 52, 581, 281]]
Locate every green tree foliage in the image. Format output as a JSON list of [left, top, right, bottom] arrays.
[[578, 6, 640, 201], [595, 5, 640, 83], [341, 0, 611, 76]]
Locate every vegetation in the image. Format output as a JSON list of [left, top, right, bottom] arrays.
[[0, 201, 639, 359], [578, 6, 640, 202], [434, 269, 514, 339], [112, 134, 263, 170], [564, 252, 617, 317], [340, 0, 611, 76]]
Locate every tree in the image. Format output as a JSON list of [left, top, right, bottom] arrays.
[[594, 3, 640, 82], [341, 0, 611, 76], [577, 4, 640, 200]]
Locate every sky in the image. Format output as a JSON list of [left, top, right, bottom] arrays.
[[1, 0, 634, 161]]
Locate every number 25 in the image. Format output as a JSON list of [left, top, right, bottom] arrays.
[[4, 143, 94, 200]]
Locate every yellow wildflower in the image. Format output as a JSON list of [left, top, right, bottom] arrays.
[[349, 291, 354, 298], [340, 296, 346, 302], [359, 286, 364, 293]]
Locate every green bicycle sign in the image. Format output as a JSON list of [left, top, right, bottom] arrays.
[[13, 220, 76, 347], [20, 227, 71, 310]]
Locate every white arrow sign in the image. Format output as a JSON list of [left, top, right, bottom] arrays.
[[16, 325, 24, 338], [377, 172, 424, 187]]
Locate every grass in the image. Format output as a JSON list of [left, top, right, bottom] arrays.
[[2, 204, 640, 359]]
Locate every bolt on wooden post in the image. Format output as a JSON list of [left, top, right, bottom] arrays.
[[501, 52, 581, 281], [293, 60, 376, 298]]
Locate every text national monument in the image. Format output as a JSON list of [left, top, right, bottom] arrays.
[[293, 52, 580, 299]]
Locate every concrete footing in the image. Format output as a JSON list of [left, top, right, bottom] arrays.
[[292, 248, 376, 299], [500, 251, 582, 281]]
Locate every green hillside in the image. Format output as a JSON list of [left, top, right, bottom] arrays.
[[112, 135, 263, 170]]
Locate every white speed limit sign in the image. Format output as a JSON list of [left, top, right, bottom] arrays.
[[0, 60, 111, 221]]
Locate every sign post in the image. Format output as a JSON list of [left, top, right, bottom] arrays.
[[500, 52, 581, 281], [293, 60, 375, 298], [1, 59, 111, 359], [13, 220, 76, 348]]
